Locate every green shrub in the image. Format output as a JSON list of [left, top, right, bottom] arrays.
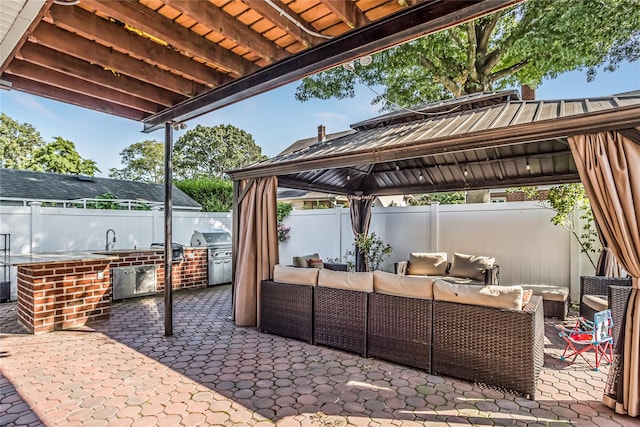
[[176, 177, 233, 212]]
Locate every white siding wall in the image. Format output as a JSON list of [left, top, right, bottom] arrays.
[[1, 201, 595, 302]]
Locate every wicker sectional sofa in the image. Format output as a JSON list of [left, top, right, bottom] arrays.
[[260, 265, 544, 399]]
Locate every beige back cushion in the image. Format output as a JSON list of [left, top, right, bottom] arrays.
[[318, 269, 373, 292], [433, 280, 524, 311], [373, 271, 434, 299], [292, 253, 320, 268], [408, 252, 448, 276], [273, 264, 318, 286], [449, 253, 495, 281]]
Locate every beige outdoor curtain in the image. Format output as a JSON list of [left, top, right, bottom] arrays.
[[349, 194, 375, 272], [234, 176, 279, 327], [568, 128, 640, 417]]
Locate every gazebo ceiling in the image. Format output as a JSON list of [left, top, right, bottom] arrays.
[[228, 91, 640, 195], [0, 0, 520, 131]]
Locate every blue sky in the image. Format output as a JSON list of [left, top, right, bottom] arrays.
[[1, 61, 639, 177]]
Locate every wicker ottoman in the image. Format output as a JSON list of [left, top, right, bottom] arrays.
[[520, 284, 569, 320]]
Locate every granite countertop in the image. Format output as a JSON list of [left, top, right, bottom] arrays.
[[0, 251, 120, 266]]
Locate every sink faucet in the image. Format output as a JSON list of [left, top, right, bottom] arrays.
[[105, 229, 116, 251]]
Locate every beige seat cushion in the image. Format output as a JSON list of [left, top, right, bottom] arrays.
[[449, 253, 495, 281], [408, 252, 448, 276], [273, 264, 318, 286], [292, 253, 320, 268], [373, 271, 434, 299], [433, 280, 524, 311], [318, 269, 373, 292], [521, 284, 569, 302], [582, 294, 608, 312], [439, 276, 485, 286]]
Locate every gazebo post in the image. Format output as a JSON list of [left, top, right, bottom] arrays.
[[163, 121, 173, 336]]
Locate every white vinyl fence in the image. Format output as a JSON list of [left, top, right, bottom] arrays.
[[1, 201, 595, 302], [278, 201, 596, 301]]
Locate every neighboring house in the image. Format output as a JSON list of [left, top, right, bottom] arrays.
[[277, 188, 404, 209], [489, 186, 551, 203], [0, 168, 201, 211]]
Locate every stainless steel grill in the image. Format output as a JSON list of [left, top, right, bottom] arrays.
[[190, 229, 232, 286]]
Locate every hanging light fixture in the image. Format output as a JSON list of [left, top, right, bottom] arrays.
[[346, 174, 351, 181], [526, 159, 531, 171], [418, 172, 424, 181], [464, 168, 468, 177]]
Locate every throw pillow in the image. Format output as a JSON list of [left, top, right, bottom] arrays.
[[408, 252, 448, 276], [449, 253, 495, 281], [522, 289, 533, 306], [308, 259, 324, 269], [292, 253, 320, 268]]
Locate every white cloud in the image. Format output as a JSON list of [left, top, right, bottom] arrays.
[[12, 93, 57, 119]]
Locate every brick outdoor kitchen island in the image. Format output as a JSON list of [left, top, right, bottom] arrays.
[[2, 248, 208, 334]]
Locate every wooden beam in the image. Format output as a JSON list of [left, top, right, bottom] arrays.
[[18, 42, 185, 107], [319, 0, 369, 28], [242, 0, 324, 47], [143, 0, 521, 131], [163, 0, 286, 63], [2, 74, 148, 121], [47, 4, 232, 87], [78, 0, 257, 77], [31, 22, 206, 98], [4, 60, 164, 113]]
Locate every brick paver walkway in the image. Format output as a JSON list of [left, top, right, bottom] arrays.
[[1, 285, 637, 426]]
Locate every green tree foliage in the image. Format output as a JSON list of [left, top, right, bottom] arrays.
[[295, 0, 639, 109], [277, 202, 293, 222], [407, 192, 466, 205], [0, 113, 45, 169], [28, 137, 99, 175], [174, 124, 266, 179], [175, 177, 233, 212], [1, 114, 97, 175], [109, 140, 164, 183]]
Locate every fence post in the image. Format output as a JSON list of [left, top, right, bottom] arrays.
[[29, 201, 42, 253], [334, 207, 342, 259], [151, 206, 162, 243], [430, 202, 439, 252]]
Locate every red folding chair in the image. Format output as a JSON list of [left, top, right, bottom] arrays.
[[555, 309, 614, 371]]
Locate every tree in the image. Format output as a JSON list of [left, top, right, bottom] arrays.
[[0, 113, 45, 169], [174, 124, 266, 179], [407, 192, 466, 205], [175, 177, 233, 212], [109, 140, 164, 183], [295, 0, 639, 109], [28, 137, 99, 175]]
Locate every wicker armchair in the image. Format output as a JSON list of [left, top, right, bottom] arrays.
[[432, 296, 545, 399], [580, 276, 632, 315], [608, 285, 633, 347]]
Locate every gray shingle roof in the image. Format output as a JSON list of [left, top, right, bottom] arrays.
[[0, 169, 201, 209]]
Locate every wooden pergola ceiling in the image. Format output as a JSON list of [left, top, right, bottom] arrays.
[[1, 0, 520, 130]]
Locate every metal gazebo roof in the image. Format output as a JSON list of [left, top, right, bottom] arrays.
[[228, 91, 640, 195]]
